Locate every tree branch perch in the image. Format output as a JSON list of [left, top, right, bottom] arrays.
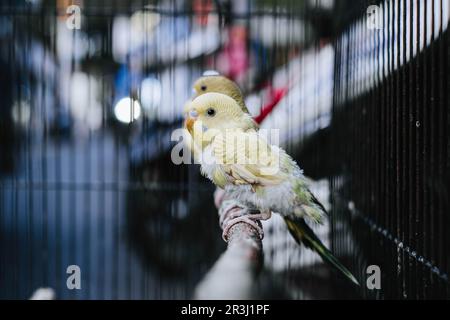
[[194, 190, 264, 300]]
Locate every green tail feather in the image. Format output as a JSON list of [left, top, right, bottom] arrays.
[[284, 216, 360, 286]]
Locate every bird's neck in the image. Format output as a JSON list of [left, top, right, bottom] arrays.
[[236, 114, 258, 132]]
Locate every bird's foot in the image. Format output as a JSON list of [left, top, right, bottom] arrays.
[[219, 200, 271, 242], [247, 210, 272, 221]]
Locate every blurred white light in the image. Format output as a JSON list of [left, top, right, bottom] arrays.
[[112, 11, 160, 63], [112, 16, 131, 63], [203, 70, 220, 76], [245, 94, 262, 117], [70, 72, 90, 113], [69, 72, 103, 131], [12, 100, 31, 127], [308, 0, 334, 10], [251, 16, 307, 46], [140, 77, 162, 113], [29, 287, 55, 301], [114, 97, 141, 123], [131, 10, 160, 35], [57, 20, 88, 62], [158, 64, 192, 122]]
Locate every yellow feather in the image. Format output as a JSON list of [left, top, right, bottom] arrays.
[[211, 129, 287, 187]]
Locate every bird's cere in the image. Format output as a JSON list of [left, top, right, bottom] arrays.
[[189, 109, 199, 119]]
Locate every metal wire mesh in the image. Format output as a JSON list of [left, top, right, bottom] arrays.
[[0, 0, 449, 300], [330, 0, 450, 299]]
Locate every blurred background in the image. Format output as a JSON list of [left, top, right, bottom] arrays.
[[0, 0, 449, 299]]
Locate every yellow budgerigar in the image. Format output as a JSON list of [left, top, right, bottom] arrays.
[[191, 71, 250, 114], [184, 72, 254, 161], [185, 92, 359, 286]]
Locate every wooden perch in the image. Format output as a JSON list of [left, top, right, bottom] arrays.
[[194, 190, 264, 300]]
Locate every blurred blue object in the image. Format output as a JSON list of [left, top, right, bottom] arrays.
[[129, 118, 184, 166]]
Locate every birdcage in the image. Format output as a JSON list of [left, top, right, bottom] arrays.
[[0, 0, 449, 300], [329, 0, 450, 299]]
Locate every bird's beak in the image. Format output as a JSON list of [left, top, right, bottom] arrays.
[[185, 109, 198, 134]]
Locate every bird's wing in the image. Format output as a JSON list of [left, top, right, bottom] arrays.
[[211, 130, 287, 186], [308, 190, 328, 215]]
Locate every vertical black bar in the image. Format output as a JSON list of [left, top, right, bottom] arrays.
[[428, 0, 436, 299], [398, 0, 403, 300], [413, 0, 421, 300], [407, 0, 415, 301], [402, 0, 410, 299], [421, 0, 428, 299]]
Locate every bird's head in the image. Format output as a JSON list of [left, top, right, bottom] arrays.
[[192, 73, 249, 113], [186, 93, 256, 136]]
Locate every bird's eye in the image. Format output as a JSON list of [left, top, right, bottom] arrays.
[[206, 108, 216, 117], [201, 85, 207, 91]]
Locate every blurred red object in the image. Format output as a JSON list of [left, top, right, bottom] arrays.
[[254, 86, 288, 125], [193, 0, 213, 26], [216, 26, 249, 84]]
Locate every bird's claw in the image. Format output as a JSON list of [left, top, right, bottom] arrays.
[[219, 200, 271, 242], [247, 210, 272, 221]]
